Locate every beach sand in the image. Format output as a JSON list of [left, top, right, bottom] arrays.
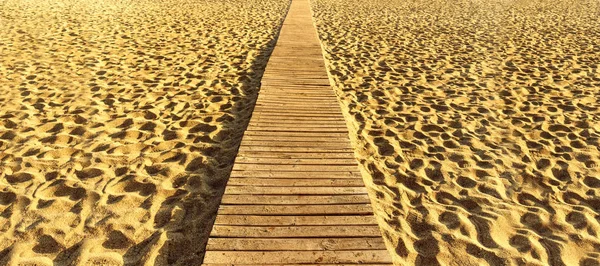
[[311, 0, 600, 265], [2, 0, 600, 264], [0, 0, 288, 264]]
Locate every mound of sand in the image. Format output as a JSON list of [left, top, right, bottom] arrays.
[[311, 0, 600, 264], [0, 0, 288, 264]]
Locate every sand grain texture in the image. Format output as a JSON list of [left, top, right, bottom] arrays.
[[0, 0, 289, 264], [311, 0, 600, 265]]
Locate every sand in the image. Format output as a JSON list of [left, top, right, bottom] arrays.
[[311, 0, 600, 265], [2, 0, 600, 264], [0, 0, 289, 264]]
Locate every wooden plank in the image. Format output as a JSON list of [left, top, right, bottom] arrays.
[[226, 178, 365, 187], [256, 97, 337, 102], [237, 146, 354, 152], [258, 90, 335, 95], [242, 131, 349, 137], [229, 170, 361, 179], [247, 123, 348, 129], [245, 128, 352, 133], [206, 237, 387, 250], [232, 164, 359, 172], [264, 80, 333, 86], [241, 138, 351, 143], [224, 186, 367, 195], [254, 102, 338, 108], [260, 84, 332, 89], [250, 112, 345, 118], [203, 264, 390, 266], [214, 215, 377, 226], [246, 125, 348, 130], [249, 119, 346, 125], [239, 140, 352, 147], [235, 156, 356, 165], [256, 98, 337, 103], [250, 117, 345, 122], [250, 115, 346, 120], [253, 102, 337, 107], [220, 195, 370, 205], [248, 118, 347, 124], [203, 250, 392, 264], [234, 157, 356, 165], [252, 109, 343, 114], [257, 93, 333, 98], [216, 204, 374, 215], [210, 225, 383, 237], [241, 135, 351, 142], [235, 152, 356, 159]]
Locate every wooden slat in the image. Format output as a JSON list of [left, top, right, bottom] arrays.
[[248, 120, 347, 125], [206, 237, 387, 250], [242, 131, 350, 137], [232, 164, 358, 172], [251, 112, 345, 117], [252, 106, 343, 112], [237, 145, 354, 152], [211, 225, 383, 237], [252, 111, 344, 119], [241, 135, 351, 142], [235, 152, 356, 159], [258, 95, 337, 100], [224, 186, 367, 195], [226, 177, 365, 187], [247, 124, 348, 129], [203, 251, 392, 264], [239, 140, 352, 147], [229, 170, 362, 178], [250, 117, 345, 122], [216, 204, 374, 215], [220, 195, 371, 205], [245, 128, 351, 133], [204, 264, 390, 266], [234, 157, 356, 164]]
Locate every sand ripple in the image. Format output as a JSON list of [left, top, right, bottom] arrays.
[[0, 0, 288, 264], [312, 0, 600, 264]]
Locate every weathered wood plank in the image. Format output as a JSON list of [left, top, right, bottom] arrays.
[[214, 215, 377, 226], [229, 170, 361, 178], [242, 131, 350, 137], [234, 152, 356, 159], [226, 178, 365, 187], [247, 123, 348, 129], [220, 195, 370, 205], [234, 157, 356, 165], [250, 117, 345, 122], [240, 136, 351, 143], [224, 186, 367, 195], [211, 225, 383, 237], [203, 250, 392, 264], [237, 146, 354, 152], [206, 237, 387, 250], [232, 164, 358, 172], [235, 156, 356, 165], [251, 112, 345, 117], [240, 139, 352, 146], [216, 204, 374, 215]]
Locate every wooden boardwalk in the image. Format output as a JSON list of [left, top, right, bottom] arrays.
[[203, 0, 392, 264]]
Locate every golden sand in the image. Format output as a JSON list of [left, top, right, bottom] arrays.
[[311, 0, 600, 264], [2, 0, 600, 264], [0, 0, 288, 264]]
